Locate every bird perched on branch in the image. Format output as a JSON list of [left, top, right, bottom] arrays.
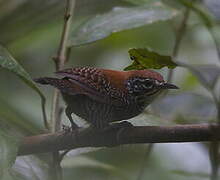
[[35, 67, 178, 129]]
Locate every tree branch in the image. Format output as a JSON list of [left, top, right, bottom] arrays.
[[18, 124, 220, 156]]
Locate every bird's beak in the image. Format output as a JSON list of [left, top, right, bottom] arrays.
[[158, 82, 179, 89]]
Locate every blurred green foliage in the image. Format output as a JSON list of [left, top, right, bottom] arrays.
[[0, 0, 220, 180]]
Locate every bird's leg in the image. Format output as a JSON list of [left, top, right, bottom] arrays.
[[65, 106, 78, 130]]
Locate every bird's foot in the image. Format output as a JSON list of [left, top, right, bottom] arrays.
[[62, 123, 78, 134], [62, 124, 72, 134], [102, 121, 133, 132], [112, 121, 133, 128], [71, 122, 79, 130]]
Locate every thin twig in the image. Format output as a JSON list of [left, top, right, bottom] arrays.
[[136, 144, 154, 180], [51, 0, 76, 132], [183, 2, 220, 178], [209, 90, 220, 178], [205, 19, 220, 180], [141, 8, 192, 178], [50, 0, 76, 180], [207, 91, 220, 176], [208, 28, 220, 63], [167, 7, 191, 83], [210, 141, 220, 180], [51, 151, 62, 180], [210, 91, 220, 124]]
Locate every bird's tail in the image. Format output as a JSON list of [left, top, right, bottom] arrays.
[[34, 77, 74, 95]]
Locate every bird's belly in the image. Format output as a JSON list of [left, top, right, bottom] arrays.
[[111, 104, 144, 122], [63, 94, 113, 128], [62, 94, 144, 128]]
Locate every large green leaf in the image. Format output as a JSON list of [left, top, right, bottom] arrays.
[[0, 46, 48, 129], [0, 0, 127, 46], [124, 48, 177, 70], [0, 124, 20, 180], [0, 98, 41, 134], [69, 4, 178, 46]]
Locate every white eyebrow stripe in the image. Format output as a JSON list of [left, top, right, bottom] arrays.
[[155, 80, 163, 85]]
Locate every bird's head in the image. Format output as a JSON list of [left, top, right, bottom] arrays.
[[125, 70, 178, 104]]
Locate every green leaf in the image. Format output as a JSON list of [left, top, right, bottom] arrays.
[[69, 4, 178, 46], [0, 46, 48, 129], [0, 124, 20, 180], [124, 48, 177, 70], [0, 98, 41, 134], [179, 62, 220, 90]]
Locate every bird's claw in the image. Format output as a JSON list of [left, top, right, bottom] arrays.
[[62, 123, 78, 134], [104, 121, 133, 131], [62, 124, 72, 133]]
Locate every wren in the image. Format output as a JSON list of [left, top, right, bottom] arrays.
[[35, 67, 178, 129]]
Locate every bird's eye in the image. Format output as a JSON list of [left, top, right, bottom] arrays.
[[142, 79, 154, 89]]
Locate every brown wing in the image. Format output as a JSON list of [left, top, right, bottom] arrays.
[[56, 67, 108, 94], [35, 67, 123, 105], [56, 67, 126, 105], [35, 76, 109, 104]]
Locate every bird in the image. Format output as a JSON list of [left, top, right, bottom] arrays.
[[35, 67, 178, 129]]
